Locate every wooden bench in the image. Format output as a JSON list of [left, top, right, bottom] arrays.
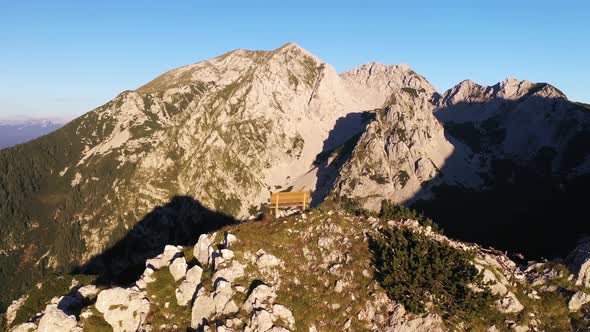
[[267, 191, 310, 217]]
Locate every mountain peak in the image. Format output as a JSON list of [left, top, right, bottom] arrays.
[[456, 79, 482, 89], [137, 43, 324, 94], [493, 77, 566, 100], [276, 42, 305, 52], [273, 42, 319, 60], [500, 76, 522, 85], [339, 61, 437, 109]]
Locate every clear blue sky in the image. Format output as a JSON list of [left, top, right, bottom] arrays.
[[0, 1, 588, 119]]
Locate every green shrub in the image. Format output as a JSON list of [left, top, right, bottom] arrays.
[[401, 87, 419, 98], [331, 196, 376, 217], [379, 200, 441, 233], [397, 170, 410, 187], [371, 226, 493, 321]]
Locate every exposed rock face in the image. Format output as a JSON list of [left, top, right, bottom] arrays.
[[36, 305, 80, 332], [146, 245, 182, 270], [191, 288, 216, 330], [169, 256, 188, 281], [385, 304, 443, 332], [176, 265, 203, 306], [568, 291, 590, 311], [330, 88, 478, 208], [195, 232, 218, 267], [184, 232, 295, 331], [567, 238, 590, 288], [496, 292, 524, 314], [10, 323, 37, 332], [434, 77, 589, 171], [6, 295, 28, 327], [340, 62, 438, 109], [95, 287, 150, 332]]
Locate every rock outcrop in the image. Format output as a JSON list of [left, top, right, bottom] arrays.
[[9, 210, 590, 331], [567, 238, 590, 288], [95, 288, 150, 332], [568, 291, 590, 312], [176, 265, 203, 306], [330, 87, 479, 208], [36, 305, 80, 332]]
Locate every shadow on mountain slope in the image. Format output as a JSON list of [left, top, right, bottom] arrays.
[[311, 111, 375, 206], [74, 195, 237, 287], [411, 95, 590, 259]]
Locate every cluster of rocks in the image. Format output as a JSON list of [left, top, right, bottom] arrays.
[[9, 283, 101, 332], [290, 211, 449, 331], [521, 237, 590, 314], [9, 231, 295, 332], [94, 287, 150, 331], [187, 232, 295, 331], [9, 210, 590, 332]]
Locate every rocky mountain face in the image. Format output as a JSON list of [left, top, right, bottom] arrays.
[[435, 77, 590, 172], [7, 209, 590, 331], [1, 42, 590, 317], [0, 43, 443, 312], [413, 78, 590, 258], [329, 87, 479, 210]]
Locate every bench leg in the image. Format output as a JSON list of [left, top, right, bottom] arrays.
[[275, 194, 279, 218]]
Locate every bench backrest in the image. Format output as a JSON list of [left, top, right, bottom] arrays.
[[270, 191, 310, 204]]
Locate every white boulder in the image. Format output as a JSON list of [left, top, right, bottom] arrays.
[[496, 292, 524, 314], [224, 233, 238, 248], [256, 252, 282, 270], [10, 323, 37, 332], [212, 280, 238, 315], [186, 265, 204, 283], [243, 284, 277, 313], [169, 256, 188, 281], [194, 233, 217, 267], [6, 295, 28, 327], [191, 289, 216, 330], [569, 291, 590, 311], [176, 265, 204, 306], [37, 305, 80, 332], [146, 245, 181, 270], [272, 304, 295, 329], [76, 285, 100, 299], [245, 309, 274, 332], [567, 239, 590, 288], [212, 260, 245, 284], [95, 287, 150, 332]]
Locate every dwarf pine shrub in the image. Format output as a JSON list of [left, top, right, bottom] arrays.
[[379, 199, 441, 233], [371, 226, 493, 320]]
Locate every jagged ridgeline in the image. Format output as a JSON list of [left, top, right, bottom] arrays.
[[0, 43, 434, 312], [2, 42, 590, 315]]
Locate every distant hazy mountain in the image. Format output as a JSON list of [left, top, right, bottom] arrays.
[[0, 118, 67, 149]]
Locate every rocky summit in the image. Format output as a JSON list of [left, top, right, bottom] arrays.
[[1, 43, 590, 330], [7, 209, 590, 331]]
